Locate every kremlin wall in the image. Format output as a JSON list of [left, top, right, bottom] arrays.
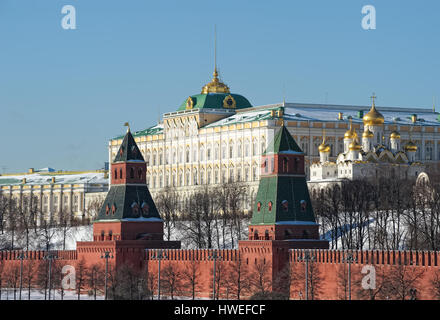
[[1, 125, 439, 300]]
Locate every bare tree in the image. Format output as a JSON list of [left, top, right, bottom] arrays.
[[249, 258, 272, 298], [87, 263, 105, 300], [75, 258, 88, 300], [156, 187, 179, 241], [181, 259, 201, 300], [23, 260, 36, 300], [384, 259, 425, 300], [161, 262, 182, 300], [227, 256, 250, 300]]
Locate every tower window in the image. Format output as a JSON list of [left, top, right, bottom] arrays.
[[130, 168, 134, 179], [114, 169, 117, 179], [283, 158, 289, 172], [257, 202, 261, 212], [268, 201, 272, 212], [138, 168, 143, 179], [120, 169, 123, 180]]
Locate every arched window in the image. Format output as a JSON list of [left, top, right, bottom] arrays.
[[130, 168, 134, 179], [265, 230, 269, 240], [257, 202, 261, 212], [101, 231, 105, 241], [109, 230, 113, 241], [254, 230, 259, 240], [114, 169, 117, 180], [283, 158, 289, 172], [120, 169, 123, 179], [111, 204, 116, 215], [138, 168, 143, 179], [268, 201, 272, 211], [105, 204, 110, 215]]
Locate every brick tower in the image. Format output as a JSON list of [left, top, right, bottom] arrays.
[[77, 125, 180, 269], [238, 124, 328, 294], [248, 124, 328, 245]]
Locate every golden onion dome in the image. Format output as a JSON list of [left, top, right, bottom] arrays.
[[362, 129, 374, 138], [344, 120, 357, 139], [363, 100, 384, 126], [405, 141, 417, 152], [348, 139, 362, 151], [201, 68, 230, 94], [318, 137, 331, 153], [390, 131, 401, 139]]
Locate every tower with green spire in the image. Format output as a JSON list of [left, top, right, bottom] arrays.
[[248, 124, 328, 246]]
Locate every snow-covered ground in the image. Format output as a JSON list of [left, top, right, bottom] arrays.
[[0, 289, 104, 300]]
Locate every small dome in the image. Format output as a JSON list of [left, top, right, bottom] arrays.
[[405, 141, 417, 152], [362, 129, 374, 138], [318, 138, 331, 153], [349, 140, 362, 151], [363, 98, 384, 126], [390, 131, 401, 139], [344, 121, 357, 139]]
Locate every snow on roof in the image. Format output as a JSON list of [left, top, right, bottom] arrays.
[[0, 171, 108, 186]]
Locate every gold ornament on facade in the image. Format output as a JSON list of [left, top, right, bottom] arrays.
[[223, 94, 236, 109], [363, 94, 385, 126], [201, 68, 230, 94], [186, 96, 194, 110]]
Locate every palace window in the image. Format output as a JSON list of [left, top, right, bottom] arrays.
[[186, 148, 190, 163], [215, 144, 219, 160], [214, 169, 219, 184], [237, 141, 242, 157], [229, 143, 234, 158], [245, 140, 250, 157], [252, 140, 258, 156]]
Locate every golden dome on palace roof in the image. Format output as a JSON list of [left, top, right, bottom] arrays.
[[405, 141, 417, 152], [362, 128, 374, 138], [390, 131, 401, 139], [201, 68, 230, 94], [363, 95, 384, 126]]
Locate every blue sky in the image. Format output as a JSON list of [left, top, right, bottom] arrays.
[[0, 0, 439, 172]]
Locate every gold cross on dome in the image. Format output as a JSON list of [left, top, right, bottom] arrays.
[[370, 93, 377, 105]]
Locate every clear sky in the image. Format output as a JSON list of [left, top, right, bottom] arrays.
[[0, 0, 439, 173]]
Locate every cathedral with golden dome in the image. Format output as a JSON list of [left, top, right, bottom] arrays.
[[309, 95, 426, 187]]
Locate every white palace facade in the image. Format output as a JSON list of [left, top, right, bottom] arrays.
[[109, 69, 440, 209]]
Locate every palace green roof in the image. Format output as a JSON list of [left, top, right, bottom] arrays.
[[263, 125, 303, 155], [177, 93, 252, 111]]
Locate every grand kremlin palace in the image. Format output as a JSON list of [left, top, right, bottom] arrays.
[[108, 68, 440, 210]]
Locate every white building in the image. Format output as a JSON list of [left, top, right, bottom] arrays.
[[309, 97, 425, 189]]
